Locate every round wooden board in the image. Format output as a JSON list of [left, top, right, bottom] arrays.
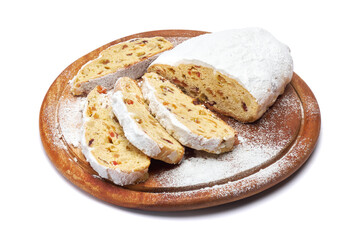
[[39, 30, 321, 211]]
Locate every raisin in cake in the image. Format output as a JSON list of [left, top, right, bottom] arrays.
[[141, 72, 236, 154], [71, 37, 173, 96], [112, 77, 184, 164], [148, 28, 293, 122], [81, 86, 150, 186]]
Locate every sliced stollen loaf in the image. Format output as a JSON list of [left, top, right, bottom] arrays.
[[148, 28, 294, 122], [112, 77, 185, 164], [71, 37, 173, 96], [81, 86, 150, 186], [141, 72, 236, 154]]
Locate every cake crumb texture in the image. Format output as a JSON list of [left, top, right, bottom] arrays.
[[71, 37, 173, 95], [81, 86, 150, 186]]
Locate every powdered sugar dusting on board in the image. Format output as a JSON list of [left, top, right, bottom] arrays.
[[57, 87, 114, 148], [41, 101, 67, 150], [160, 136, 311, 201], [58, 94, 86, 147]]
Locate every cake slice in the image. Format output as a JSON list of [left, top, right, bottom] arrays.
[[141, 72, 236, 154], [71, 37, 173, 96], [81, 85, 150, 186], [148, 28, 293, 122], [112, 77, 184, 164]]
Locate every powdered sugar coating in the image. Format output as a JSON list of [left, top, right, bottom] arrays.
[[112, 90, 161, 157], [141, 76, 234, 153], [151, 28, 294, 112]]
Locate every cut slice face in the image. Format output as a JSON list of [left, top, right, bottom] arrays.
[[141, 72, 236, 154], [81, 86, 150, 186], [112, 77, 184, 164], [71, 37, 173, 95], [148, 64, 260, 122]]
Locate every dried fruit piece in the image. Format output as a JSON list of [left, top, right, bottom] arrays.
[[172, 78, 188, 87], [216, 90, 224, 96], [199, 110, 207, 115], [189, 86, 200, 95], [137, 51, 146, 57], [124, 98, 134, 105], [191, 117, 201, 124], [217, 75, 226, 83], [160, 85, 174, 93], [161, 138, 173, 144], [96, 86, 107, 94], [242, 102, 248, 112], [100, 59, 110, 65], [192, 99, 201, 105], [199, 93, 208, 102], [207, 101, 216, 106]]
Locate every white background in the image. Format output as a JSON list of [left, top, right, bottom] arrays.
[[1, 0, 359, 239]]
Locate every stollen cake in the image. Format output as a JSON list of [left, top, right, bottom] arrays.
[[148, 28, 294, 122], [81, 85, 150, 186], [112, 77, 184, 164], [71, 37, 173, 96], [141, 72, 236, 154]]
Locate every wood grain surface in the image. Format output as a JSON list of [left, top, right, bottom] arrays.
[[39, 30, 321, 211]]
